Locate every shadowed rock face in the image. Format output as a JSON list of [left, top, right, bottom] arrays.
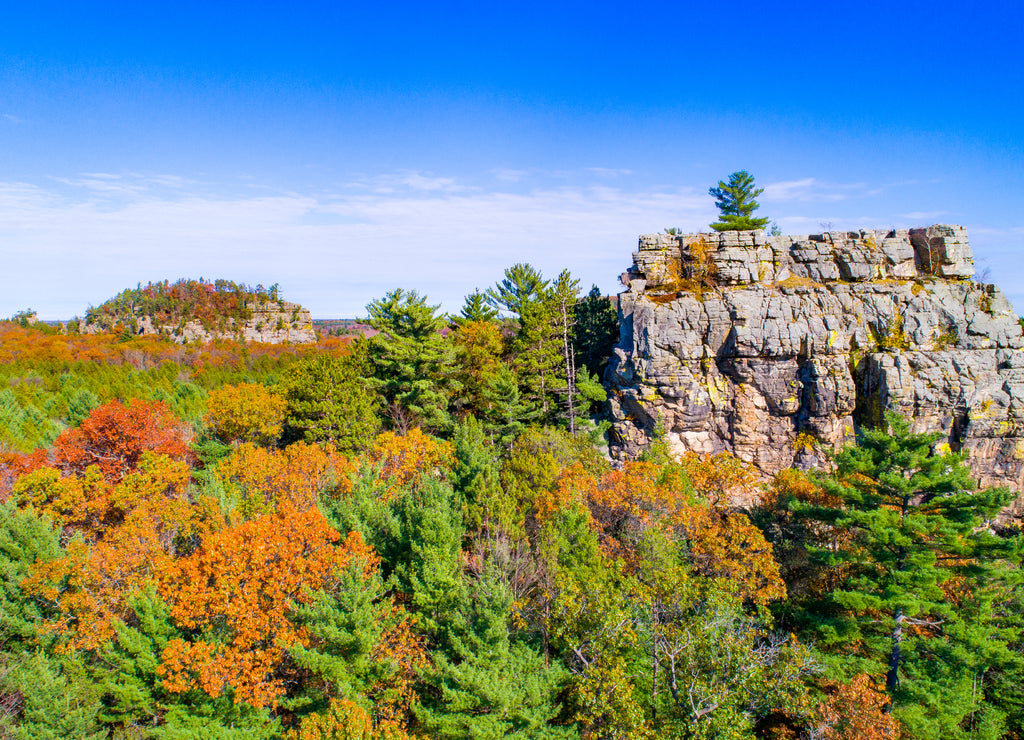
[[605, 226, 1024, 517]]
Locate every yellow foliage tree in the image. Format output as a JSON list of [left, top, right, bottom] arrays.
[[205, 382, 287, 446], [216, 441, 354, 516], [367, 428, 452, 501]]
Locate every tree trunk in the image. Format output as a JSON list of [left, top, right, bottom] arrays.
[[561, 298, 576, 436], [886, 609, 904, 695]]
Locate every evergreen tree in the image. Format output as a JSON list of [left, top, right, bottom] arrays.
[[281, 348, 381, 452], [795, 413, 1023, 736], [365, 289, 461, 434], [456, 288, 500, 325], [391, 478, 469, 646], [453, 416, 516, 533], [416, 575, 575, 739], [547, 271, 579, 434], [486, 264, 548, 320], [512, 288, 565, 426], [573, 286, 619, 379], [708, 170, 769, 232], [95, 589, 281, 738], [288, 560, 406, 723], [0, 652, 106, 740], [0, 502, 62, 646], [481, 363, 531, 448]]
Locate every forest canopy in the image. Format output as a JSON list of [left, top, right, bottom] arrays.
[[0, 267, 1021, 740]]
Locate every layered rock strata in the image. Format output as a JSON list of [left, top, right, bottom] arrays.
[[605, 226, 1024, 515]]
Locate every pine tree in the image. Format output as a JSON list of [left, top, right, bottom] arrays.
[[486, 264, 548, 320], [416, 575, 575, 739], [456, 289, 500, 325], [708, 170, 769, 232], [0, 502, 62, 646], [365, 289, 461, 434], [281, 348, 381, 452], [481, 363, 531, 448], [795, 413, 1023, 735], [573, 286, 619, 379], [512, 289, 565, 426], [453, 416, 520, 536], [549, 270, 582, 435]]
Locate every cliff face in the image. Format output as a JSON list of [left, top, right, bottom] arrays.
[[81, 300, 316, 344], [605, 226, 1024, 515]]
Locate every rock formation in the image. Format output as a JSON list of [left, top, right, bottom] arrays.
[[605, 225, 1024, 516], [80, 300, 316, 344]]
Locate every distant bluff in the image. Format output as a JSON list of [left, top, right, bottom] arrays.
[[79, 279, 316, 344], [605, 225, 1024, 517]]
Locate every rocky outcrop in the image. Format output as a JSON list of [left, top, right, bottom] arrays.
[[81, 300, 316, 344], [606, 226, 1024, 515]]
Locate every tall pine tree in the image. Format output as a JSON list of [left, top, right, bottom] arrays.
[[795, 413, 1023, 736], [365, 289, 461, 435], [708, 170, 769, 232]]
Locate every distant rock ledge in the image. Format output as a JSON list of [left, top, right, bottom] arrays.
[[605, 225, 1024, 518], [80, 298, 317, 345]]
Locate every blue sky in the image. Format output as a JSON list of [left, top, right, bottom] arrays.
[[2, 1, 1022, 319]]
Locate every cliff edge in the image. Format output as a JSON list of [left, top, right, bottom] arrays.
[[605, 225, 1024, 516]]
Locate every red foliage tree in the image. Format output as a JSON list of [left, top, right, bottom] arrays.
[[50, 399, 192, 481]]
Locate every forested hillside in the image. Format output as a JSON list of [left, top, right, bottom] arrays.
[[0, 266, 1021, 739], [79, 279, 316, 344]]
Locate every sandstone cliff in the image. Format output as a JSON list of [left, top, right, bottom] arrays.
[[81, 298, 316, 345], [605, 226, 1024, 515]]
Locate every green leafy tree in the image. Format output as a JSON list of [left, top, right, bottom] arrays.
[[709, 170, 769, 232], [795, 413, 1024, 737], [365, 289, 461, 434]]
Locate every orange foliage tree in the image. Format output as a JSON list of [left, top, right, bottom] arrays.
[[50, 399, 192, 482], [813, 674, 900, 739], [20, 453, 216, 651], [216, 441, 354, 516], [156, 505, 378, 708], [1, 398, 192, 498], [367, 428, 453, 501], [555, 457, 785, 605]]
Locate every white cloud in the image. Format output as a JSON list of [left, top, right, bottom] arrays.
[[899, 210, 950, 221], [586, 167, 634, 178], [7, 170, 1021, 321], [762, 178, 869, 203], [0, 172, 715, 319]]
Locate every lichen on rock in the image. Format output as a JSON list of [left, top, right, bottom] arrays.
[[605, 225, 1024, 517]]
